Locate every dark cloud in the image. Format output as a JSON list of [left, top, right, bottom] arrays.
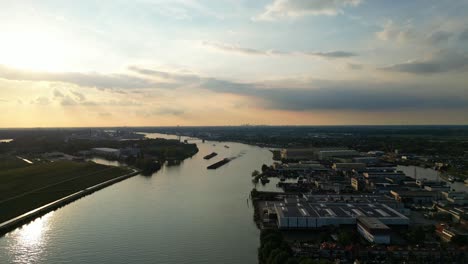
[[427, 30, 453, 44], [0, 65, 156, 89], [460, 28, 468, 41], [380, 51, 468, 74], [199, 78, 468, 111]]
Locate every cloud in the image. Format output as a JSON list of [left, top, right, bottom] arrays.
[[53, 89, 64, 98], [0, 65, 156, 89], [136, 107, 186, 117], [427, 30, 453, 44], [202, 41, 356, 58], [460, 28, 468, 41], [31, 97, 51, 105], [254, 0, 362, 21], [98, 112, 112, 117], [202, 41, 268, 56], [380, 51, 468, 74], [376, 20, 414, 43], [70, 90, 86, 101], [347, 63, 363, 70], [199, 78, 468, 111], [155, 107, 185, 116], [128, 66, 200, 83], [60, 96, 78, 106], [303, 51, 356, 58]]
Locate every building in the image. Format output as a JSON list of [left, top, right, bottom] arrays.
[[276, 162, 326, 172], [91, 147, 121, 158], [281, 148, 316, 160], [357, 217, 391, 244], [442, 191, 468, 205], [317, 149, 359, 160], [332, 163, 366, 171], [353, 157, 379, 165], [390, 190, 440, 204], [351, 177, 365, 191], [274, 196, 409, 229]]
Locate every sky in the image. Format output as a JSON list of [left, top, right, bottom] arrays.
[[0, 0, 468, 127]]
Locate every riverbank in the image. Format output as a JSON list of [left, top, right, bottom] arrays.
[[0, 169, 140, 237], [0, 160, 132, 223], [0, 133, 275, 264]]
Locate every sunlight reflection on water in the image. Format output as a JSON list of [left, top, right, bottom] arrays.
[[8, 212, 53, 264]]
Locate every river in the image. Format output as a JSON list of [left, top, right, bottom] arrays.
[[398, 165, 467, 192], [0, 133, 276, 264]]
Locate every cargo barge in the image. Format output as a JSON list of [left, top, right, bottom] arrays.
[[207, 158, 231, 169], [203, 152, 218, 160]]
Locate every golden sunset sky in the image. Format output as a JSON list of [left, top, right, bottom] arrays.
[[1, 0, 468, 127]]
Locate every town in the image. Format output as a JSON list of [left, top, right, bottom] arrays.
[[251, 146, 468, 264]]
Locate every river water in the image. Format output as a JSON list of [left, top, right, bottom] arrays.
[[398, 165, 467, 192], [0, 133, 276, 264]]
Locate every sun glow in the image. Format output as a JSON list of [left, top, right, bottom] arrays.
[[0, 28, 69, 71]]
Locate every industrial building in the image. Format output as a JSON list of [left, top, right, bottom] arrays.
[[357, 217, 391, 244], [272, 196, 409, 229], [332, 162, 366, 171], [317, 149, 359, 160], [390, 190, 440, 204], [91, 147, 121, 158], [280, 148, 317, 160]]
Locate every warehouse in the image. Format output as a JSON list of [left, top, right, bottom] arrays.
[[357, 217, 391, 244], [274, 198, 409, 229]]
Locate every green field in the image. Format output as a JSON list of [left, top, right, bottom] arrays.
[[0, 159, 131, 223]]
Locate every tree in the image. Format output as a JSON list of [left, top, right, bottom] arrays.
[[338, 230, 352, 245], [252, 170, 260, 177], [262, 164, 269, 172]]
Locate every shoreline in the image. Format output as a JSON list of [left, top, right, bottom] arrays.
[[0, 169, 140, 237]]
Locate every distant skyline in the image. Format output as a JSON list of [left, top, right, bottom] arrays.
[[1, 0, 468, 127]]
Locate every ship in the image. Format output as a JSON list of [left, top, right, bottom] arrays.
[[203, 152, 218, 160], [207, 158, 231, 169]]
